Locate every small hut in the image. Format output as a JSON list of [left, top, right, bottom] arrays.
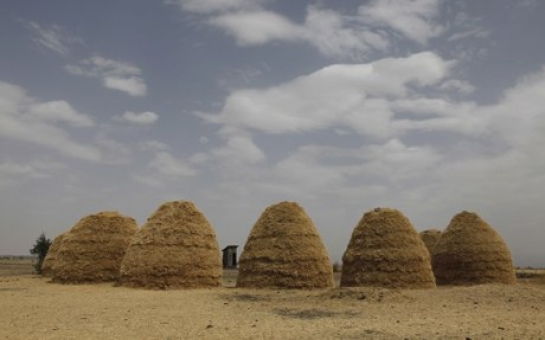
[[222, 245, 238, 268], [236, 201, 334, 289], [41, 231, 69, 277], [341, 208, 436, 289], [119, 201, 222, 289], [432, 211, 516, 285], [419, 229, 442, 255], [53, 211, 138, 283]]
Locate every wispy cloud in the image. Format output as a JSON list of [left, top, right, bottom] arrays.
[[66, 56, 147, 97], [358, 0, 444, 44], [0, 159, 66, 187], [166, 0, 264, 14], [114, 111, 159, 125], [170, 0, 455, 60], [172, 0, 493, 61], [132, 150, 197, 187], [208, 6, 390, 59], [448, 28, 489, 41], [0, 81, 101, 161], [25, 21, 82, 56]]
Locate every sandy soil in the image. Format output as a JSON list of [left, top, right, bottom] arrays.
[[1, 266, 544, 339]]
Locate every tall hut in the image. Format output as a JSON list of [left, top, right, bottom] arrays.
[[41, 231, 69, 277], [236, 201, 334, 289], [341, 208, 436, 289], [432, 211, 516, 285], [53, 211, 138, 283], [420, 229, 442, 255], [119, 201, 222, 289]]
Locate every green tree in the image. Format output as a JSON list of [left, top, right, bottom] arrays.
[[29, 232, 52, 274]]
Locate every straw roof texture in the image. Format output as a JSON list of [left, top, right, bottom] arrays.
[[420, 229, 442, 255], [119, 201, 222, 289], [236, 201, 334, 289], [53, 211, 138, 283], [341, 208, 436, 289], [41, 231, 69, 277], [432, 211, 516, 285]]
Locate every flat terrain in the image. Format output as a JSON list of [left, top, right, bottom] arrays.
[[0, 258, 34, 277], [1, 262, 544, 339]]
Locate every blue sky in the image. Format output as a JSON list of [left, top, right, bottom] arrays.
[[1, 0, 545, 266]]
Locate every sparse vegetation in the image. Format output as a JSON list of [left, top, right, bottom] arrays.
[[29, 232, 51, 274]]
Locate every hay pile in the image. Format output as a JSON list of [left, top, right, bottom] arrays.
[[236, 201, 334, 289], [420, 229, 442, 255], [432, 211, 516, 285], [41, 231, 69, 277], [53, 211, 138, 283], [119, 201, 222, 289], [341, 208, 436, 289]]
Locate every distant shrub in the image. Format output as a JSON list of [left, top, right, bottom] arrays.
[[332, 261, 342, 273], [29, 232, 51, 274]]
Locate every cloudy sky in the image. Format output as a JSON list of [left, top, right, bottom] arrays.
[[1, 0, 544, 266]]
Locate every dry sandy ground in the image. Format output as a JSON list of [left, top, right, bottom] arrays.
[[1, 269, 544, 339]]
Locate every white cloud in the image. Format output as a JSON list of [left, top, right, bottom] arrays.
[[358, 0, 443, 44], [0, 81, 101, 162], [211, 135, 265, 164], [103, 77, 147, 97], [25, 21, 82, 56], [269, 138, 441, 197], [116, 111, 159, 125], [198, 52, 453, 138], [210, 10, 303, 45], [148, 151, 196, 177], [0, 159, 66, 187], [302, 6, 390, 58], [27, 100, 94, 127], [66, 57, 147, 97], [209, 6, 390, 59], [131, 148, 196, 187], [174, 1, 450, 58]]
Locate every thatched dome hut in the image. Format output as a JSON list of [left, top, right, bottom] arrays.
[[53, 211, 138, 283], [432, 211, 516, 285], [236, 201, 334, 289], [119, 201, 222, 289], [419, 229, 442, 255], [341, 208, 436, 289], [41, 231, 69, 277]]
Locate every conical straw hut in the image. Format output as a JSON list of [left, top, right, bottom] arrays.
[[236, 201, 334, 289], [119, 201, 222, 289], [420, 229, 442, 255], [341, 208, 436, 289], [53, 211, 138, 283], [41, 231, 69, 277], [432, 211, 516, 285]]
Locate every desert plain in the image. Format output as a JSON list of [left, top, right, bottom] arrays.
[[1, 260, 544, 340]]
